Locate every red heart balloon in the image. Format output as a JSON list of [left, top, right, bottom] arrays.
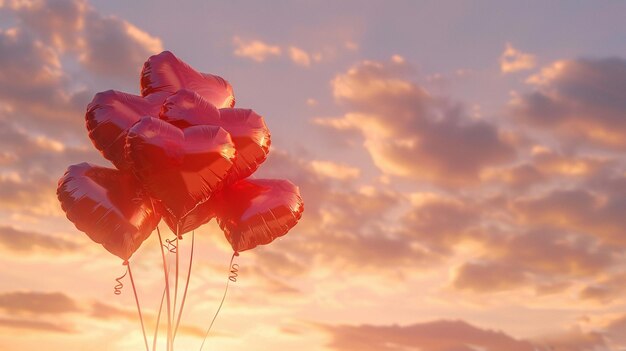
[[141, 51, 235, 109], [85, 90, 166, 170], [160, 199, 215, 235], [57, 162, 160, 260], [214, 179, 304, 252], [125, 116, 235, 227], [161, 89, 271, 183]]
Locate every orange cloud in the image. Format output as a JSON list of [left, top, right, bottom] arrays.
[[310, 160, 360, 180], [317, 57, 515, 186], [323, 319, 613, 351], [500, 43, 536, 73], [80, 13, 163, 78], [579, 273, 626, 303], [453, 228, 616, 294], [512, 188, 626, 246], [5, 0, 163, 80], [323, 320, 537, 351], [0, 318, 73, 333], [289, 46, 311, 67], [255, 150, 426, 272], [400, 195, 481, 253], [0, 226, 79, 253], [0, 291, 79, 315], [233, 36, 281, 62], [512, 58, 626, 149], [5, 0, 86, 52]]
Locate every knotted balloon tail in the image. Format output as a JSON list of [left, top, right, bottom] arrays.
[[199, 252, 239, 351]]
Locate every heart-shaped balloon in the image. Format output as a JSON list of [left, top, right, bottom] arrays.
[[160, 199, 215, 235], [214, 179, 304, 252], [57, 162, 161, 260], [141, 51, 235, 109], [161, 89, 271, 183], [126, 116, 235, 227], [85, 90, 167, 170]]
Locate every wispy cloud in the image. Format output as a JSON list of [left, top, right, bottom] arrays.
[[500, 42, 536, 73], [0, 291, 79, 315], [288, 46, 311, 67], [322, 319, 608, 351], [0, 318, 74, 333], [233, 36, 282, 62], [232, 36, 351, 67], [0, 226, 79, 253]]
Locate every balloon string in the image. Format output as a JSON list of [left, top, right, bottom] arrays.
[[127, 262, 150, 351], [163, 238, 178, 253], [229, 260, 239, 283], [154, 231, 177, 351], [199, 252, 239, 351], [172, 224, 180, 340], [156, 226, 173, 351], [173, 230, 195, 341], [153, 287, 166, 351], [113, 265, 128, 295]]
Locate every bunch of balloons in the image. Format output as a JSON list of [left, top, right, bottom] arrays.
[[56, 51, 304, 351]]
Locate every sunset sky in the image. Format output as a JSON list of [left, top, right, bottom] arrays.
[[2, 1, 626, 350]]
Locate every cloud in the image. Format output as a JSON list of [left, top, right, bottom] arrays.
[[89, 301, 134, 320], [0, 27, 86, 135], [400, 194, 481, 254], [323, 320, 611, 351], [512, 57, 626, 149], [482, 163, 545, 190], [316, 57, 515, 186], [80, 11, 163, 79], [0, 0, 162, 219], [4, 0, 162, 80], [579, 273, 626, 303], [0, 225, 79, 253], [0, 318, 73, 333], [535, 328, 608, 351], [454, 260, 529, 293], [323, 320, 535, 351], [232, 36, 343, 67], [255, 150, 426, 273], [512, 188, 626, 246], [482, 148, 611, 193], [0, 120, 100, 215], [604, 313, 626, 346], [289, 46, 311, 67], [0, 291, 79, 315], [500, 43, 536, 73], [309, 160, 361, 180], [233, 36, 281, 62], [90, 301, 208, 338], [0, 0, 167, 141], [453, 229, 616, 294], [4, 0, 86, 52]]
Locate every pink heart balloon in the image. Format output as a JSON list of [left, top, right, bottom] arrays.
[[160, 89, 271, 183], [57, 162, 160, 260], [160, 199, 215, 235], [141, 51, 235, 109], [214, 179, 304, 252], [125, 116, 235, 228], [86, 90, 166, 170]]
